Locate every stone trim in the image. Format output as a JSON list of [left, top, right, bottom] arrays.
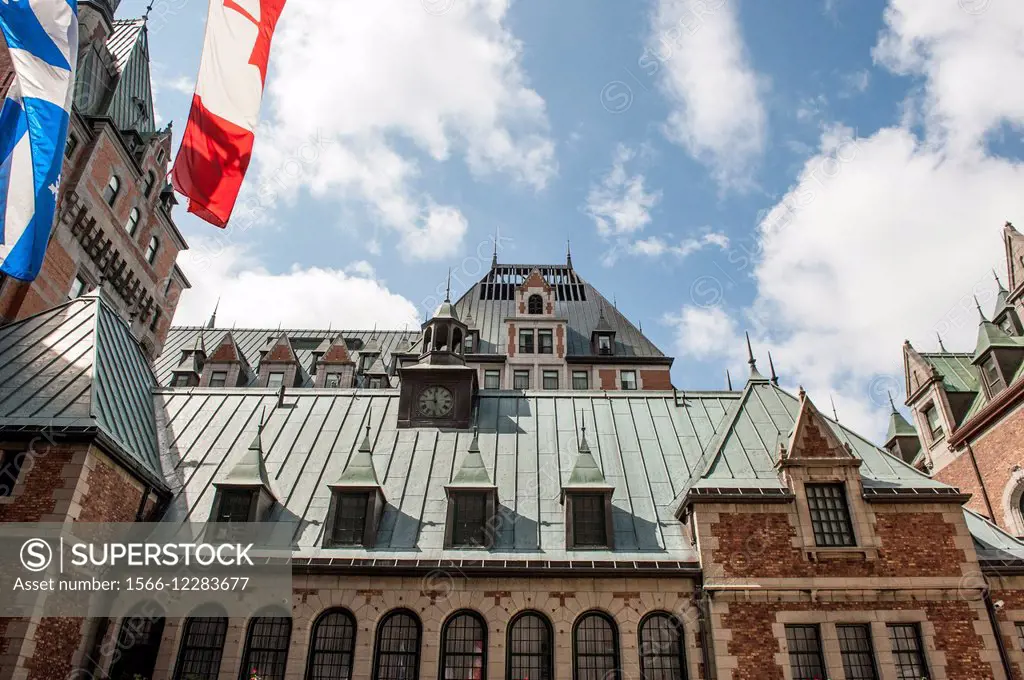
[[1001, 466, 1024, 537]]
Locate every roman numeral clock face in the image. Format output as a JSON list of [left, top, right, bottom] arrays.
[[417, 385, 454, 418]]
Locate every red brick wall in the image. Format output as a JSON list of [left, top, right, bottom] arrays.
[[78, 454, 146, 523], [507, 324, 516, 357], [709, 507, 965, 579], [599, 369, 617, 390], [934, 450, 991, 518], [962, 403, 1024, 530], [992, 587, 1024, 680], [640, 369, 672, 390], [25, 618, 86, 680], [0, 447, 78, 522], [721, 600, 995, 680]]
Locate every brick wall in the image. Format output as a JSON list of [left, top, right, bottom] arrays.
[[640, 369, 672, 390], [599, 368, 617, 390], [934, 450, 992, 518], [990, 576, 1024, 680], [963, 403, 1024, 532]]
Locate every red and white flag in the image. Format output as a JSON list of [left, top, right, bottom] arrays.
[[172, 0, 286, 228]]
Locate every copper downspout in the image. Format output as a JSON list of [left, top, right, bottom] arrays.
[[966, 441, 998, 520]]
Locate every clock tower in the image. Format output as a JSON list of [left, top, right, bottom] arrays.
[[397, 283, 478, 429]]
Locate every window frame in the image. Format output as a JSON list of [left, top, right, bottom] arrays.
[[0, 450, 26, 498], [513, 370, 530, 390], [238, 615, 292, 680], [439, 610, 488, 680], [103, 175, 121, 206], [982, 355, 1005, 393], [447, 491, 493, 548], [109, 613, 166, 680], [527, 294, 544, 315], [209, 371, 228, 388], [267, 372, 285, 389], [371, 609, 422, 680], [888, 623, 928, 680], [173, 616, 228, 680], [620, 370, 637, 391], [213, 488, 255, 523], [638, 612, 687, 680], [837, 623, 878, 680], [784, 624, 825, 680], [325, 373, 343, 389], [65, 134, 78, 159], [484, 370, 501, 390], [519, 329, 535, 354], [805, 482, 857, 547], [144, 170, 157, 198], [572, 611, 620, 680], [171, 374, 193, 388], [923, 403, 943, 440], [597, 334, 613, 355], [305, 608, 357, 680], [572, 371, 590, 390], [145, 235, 160, 265], [1015, 622, 1024, 652], [506, 611, 553, 680], [567, 492, 612, 549], [542, 370, 559, 390], [329, 492, 371, 547], [126, 207, 140, 236], [538, 329, 554, 354]]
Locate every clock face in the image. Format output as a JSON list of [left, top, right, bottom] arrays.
[[417, 385, 455, 418]]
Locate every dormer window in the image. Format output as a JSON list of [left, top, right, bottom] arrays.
[[923, 403, 943, 441], [570, 494, 608, 547], [267, 372, 285, 389], [464, 331, 477, 353], [325, 373, 343, 388], [982, 356, 1005, 393], [597, 334, 612, 355], [805, 483, 855, 547], [329, 492, 371, 546], [324, 426, 385, 547], [448, 491, 493, 547], [528, 294, 543, 314], [214, 489, 255, 523], [209, 371, 227, 388], [360, 354, 375, 371]]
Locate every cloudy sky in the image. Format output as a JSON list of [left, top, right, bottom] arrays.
[[137, 0, 1024, 439]]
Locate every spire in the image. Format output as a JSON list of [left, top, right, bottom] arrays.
[[566, 238, 573, 268], [332, 421, 382, 487], [206, 298, 219, 329], [885, 391, 917, 443], [142, 1, 154, 21], [975, 295, 988, 322], [726, 369, 733, 391], [936, 332, 947, 352], [217, 408, 276, 498], [448, 427, 494, 487], [768, 351, 779, 386], [830, 394, 839, 422], [491, 231, 498, 268], [566, 414, 611, 488], [994, 269, 1008, 292], [888, 390, 899, 414], [745, 332, 764, 380], [444, 268, 452, 303]]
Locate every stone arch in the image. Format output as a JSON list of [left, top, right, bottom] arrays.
[[1002, 466, 1024, 536]]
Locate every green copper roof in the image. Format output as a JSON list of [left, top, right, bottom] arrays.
[[448, 429, 494, 488], [885, 394, 916, 442], [973, 319, 1024, 362], [218, 421, 276, 498], [332, 426, 382, 487], [566, 427, 612, 488], [919, 353, 979, 392]]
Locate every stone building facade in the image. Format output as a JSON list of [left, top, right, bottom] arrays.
[[0, 0, 190, 359], [1, 249, 1024, 680]]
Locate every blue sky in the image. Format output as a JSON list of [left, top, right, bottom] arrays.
[[133, 0, 1024, 438]]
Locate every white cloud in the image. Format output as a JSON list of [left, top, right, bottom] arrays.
[[165, 76, 195, 95], [254, 0, 555, 260], [172, 239, 419, 329], [585, 145, 661, 238], [664, 306, 739, 359], [645, 0, 767, 188], [629, 232, 730, 258], [839, 69, 871, 98]]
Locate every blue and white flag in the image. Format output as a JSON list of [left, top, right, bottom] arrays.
[[0, 0, 77, 281]]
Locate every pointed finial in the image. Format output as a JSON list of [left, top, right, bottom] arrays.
[[994, 269, 1007, 292], [566, 238, 573, 268], [143, 1, 154, 21], [639, 320, 643, 333], [745, 331, 761, 377], [830, 394, 840, 422], [613, 295, 617, 309], [726, 369, 733, 391], [936, 331, 947, 352], [768, 351, 779, 386], [578, 413, 590, 453], [491, 231, 499, 268], [207, 297, 220, 329], [1007, 221, 1017, 232], [888, 390, 899, 414], [445, 268, 452, 303], [974, 295, 989, 322], [798, 385, 806, 400]]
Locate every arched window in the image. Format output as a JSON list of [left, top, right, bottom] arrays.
[[174, 616, 228, 680], [507, 611, 552, 680], [440, 611, 486, 679], [573, 612, 619, 680], [306, 608, 357, 680], [144, 171, 157, 198], [103, 175, 121, 206], [109, 610, 165, 680], [372, 610, 421, 680], [638, 613, 686, 680], [145, 235, 159, 264], [125, 207, 140, 235], [528, 294, 543, 314], [241, 615, 292, 680]]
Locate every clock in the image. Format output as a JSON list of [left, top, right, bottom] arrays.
[[417, 385, 454, 418]]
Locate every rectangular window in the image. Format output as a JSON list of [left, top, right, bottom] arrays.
[[325, 373, 342, 388], [464, 332, 476, 353], [538, 329, 554, 354], [806, 483, 856, 547], [513, 370, 530, 390], [331, 493, 368, 546], [519, 329, 535, 354], [216, 489, 253, 523], [572, 371, 590, 390], [451, 493, 488, 547], [785, 625, 825, 680], [597, 334, 612, 355], [484, 370, 501, 390], [209, 371, 227, 388], [171, 374, 191, 388], [0, 451, 25, 498], [982, 356, 1004, 392], [267, 372, 285, 389], [572, 494, 607, 547], [360, 354, 375, 371], [838, 624, 878, 680], [65, 134, 78, 159], [888, 624, 928, 680], [923, 403, 943, 440], [1016, 622, 1024, 651], [368, 377, 383, 389], [620, 370, 637, 391], [542, 370, 559, 390], [68, 275, 87, 300]]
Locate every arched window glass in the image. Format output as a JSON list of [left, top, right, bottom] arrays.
[[306, 609, 357, 680], [103, 175, 121, 206], [174, 617, 227, 680], [241, 616, 292, 680], [372, 610, 421, 680], [145, 235, 160, 264], [639, 613, 686, 680], [440, 611, 486, 680], [109, 612, 166, 680], [573, 612, 619, 680], [528, 294, 543, 314], [144, 171, 157, 198], [126, 207, 140, 235], [507, 611, 552, 680]]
